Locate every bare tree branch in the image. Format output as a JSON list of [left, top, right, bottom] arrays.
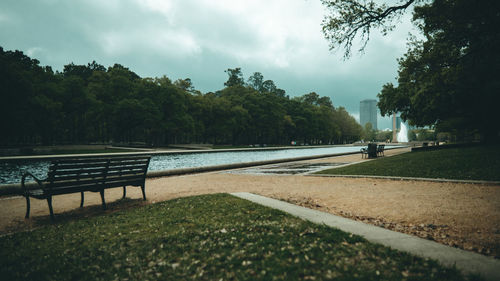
[[321, 0, 418, 59]]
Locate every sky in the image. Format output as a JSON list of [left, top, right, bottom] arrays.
[[0, 0, 417, 130]]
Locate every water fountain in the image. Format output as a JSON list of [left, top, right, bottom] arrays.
[[397, 122, 409, 143]]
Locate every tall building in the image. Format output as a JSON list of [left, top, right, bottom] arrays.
[[360, 99, 378, 130], [396, 116, 402, 130]]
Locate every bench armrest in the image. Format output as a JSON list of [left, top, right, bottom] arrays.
[[21, 172, 44, 195]]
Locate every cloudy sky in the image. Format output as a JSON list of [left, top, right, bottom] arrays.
[[1, 0, 416, 129]]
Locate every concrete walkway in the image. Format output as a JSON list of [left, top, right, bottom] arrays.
[[231, 192, 500, 281]]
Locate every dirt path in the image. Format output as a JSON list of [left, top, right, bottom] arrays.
[[1, 148, 499, 258]]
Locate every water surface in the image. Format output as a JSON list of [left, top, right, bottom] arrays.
[[0, 145, 400, 185]]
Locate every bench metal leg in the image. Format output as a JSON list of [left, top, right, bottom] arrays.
[[141, 185, 146, 201], [122, 186, 126, 199], [100, 190, 107, 210], [80, 192, 85, 208], [47, 196, 54, 220], [25, 196, 30, 219]]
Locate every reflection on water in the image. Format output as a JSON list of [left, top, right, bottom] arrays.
[[0, 160, 51, 186], [0, 146, 400, 185]]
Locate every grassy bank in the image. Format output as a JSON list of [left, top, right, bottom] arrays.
[[318, 145, 500, 181], [35, 148, 143, 155], [0, 194, 477, 280], [0, 147, 145, 157]]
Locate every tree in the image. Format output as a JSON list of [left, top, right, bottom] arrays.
[[376, 130, 393, 142], [0, 48, 364, 147], [174, 78, 196, 93], [247, 72, 264, 91], [321, 0, 418, 58], [261, 80, 277, 93], [333, 107, 363, 143], [224, 68, 245, 87], [377, 0, 500, 141], [0, 47, 66, 145], [362, 122, 377, 142], [63, 61, 105, 81], [322, 0, 500, 141]]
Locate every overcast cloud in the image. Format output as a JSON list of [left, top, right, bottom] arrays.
[[0, 0, 417, 129]]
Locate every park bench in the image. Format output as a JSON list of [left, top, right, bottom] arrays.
[[361, 143, 378, 158], [360, 147, 368, 158], [21, 155, 151, 219], [377, 144, 385, 156]]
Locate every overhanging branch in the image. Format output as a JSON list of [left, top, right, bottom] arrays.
[[321, 0, 417, 58]]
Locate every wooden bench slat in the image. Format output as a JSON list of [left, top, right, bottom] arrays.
[[108, 163, 148, 169], [105, 174, 145, 183], [106, 166, 147, 171], [109, 157, 149, 163], [107, 170, 144, 178], [53, 157, 149, 165], [48, 178, 105, 189], [50, 166, 108, 175], [49, 185, 101, 195], [105, 180, 144, 188], [50, 162, 108, 170], [53, 158, 109, 165], [107, 166, 148, 172], [108, 162, 149, 167], [50, 174, 106, 182]]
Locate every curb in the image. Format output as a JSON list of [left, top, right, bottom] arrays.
[[308, 174, 500, 185], [231, 192, 500, 281]]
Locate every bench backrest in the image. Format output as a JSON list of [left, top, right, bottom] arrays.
[[46, 155, 151, 195], [104, 156, 151, 189]]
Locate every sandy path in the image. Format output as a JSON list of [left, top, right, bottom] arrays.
[[1, 148, 499, 258]]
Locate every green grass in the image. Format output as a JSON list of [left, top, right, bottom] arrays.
[[318, 145, 500, 181], [0, 194, 479, 280], [30, 148, 143, 156]]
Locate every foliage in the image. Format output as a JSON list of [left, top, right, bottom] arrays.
[[412, 129, 436, 141], [321, 0, 419, 58], [362, 122, 377, 142], [0, 194, 475, 280], [318, 144, 500, 181], [378, 0, 500, 141], [224, 67, 245, 87], [321, 0, 500, 141], [376, 130, 393, 142], [0, 48, 363, 146]]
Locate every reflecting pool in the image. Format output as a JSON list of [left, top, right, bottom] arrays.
[[0, 145, 401, 185]]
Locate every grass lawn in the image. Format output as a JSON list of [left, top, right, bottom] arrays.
[[317, 145, 500, 181], [0, 194, 479, 280], [28, 148, 144, 156]]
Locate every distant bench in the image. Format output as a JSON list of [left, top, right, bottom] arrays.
[[360, 147, 369, 158], [361, 144, 385, 158], [377, 144, 385, 156], [21, 155, 151, 219]]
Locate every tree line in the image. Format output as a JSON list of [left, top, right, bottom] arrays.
[[0, 47, 362, 147]]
